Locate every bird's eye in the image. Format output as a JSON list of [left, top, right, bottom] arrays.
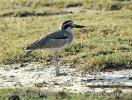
[[63, 24, 71, 29]]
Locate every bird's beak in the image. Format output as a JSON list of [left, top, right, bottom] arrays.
[[72, 24, 85, 28]]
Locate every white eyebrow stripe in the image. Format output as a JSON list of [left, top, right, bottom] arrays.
[[62, 22, 72, 27], [65, 22, 72, 25]]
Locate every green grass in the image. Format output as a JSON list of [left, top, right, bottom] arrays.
[[0, 88, 132, 100], [0, 0, 132, 71], [0, 1, 132, 99], [0, 0, 132, 17], [1, 10, 132, 70]]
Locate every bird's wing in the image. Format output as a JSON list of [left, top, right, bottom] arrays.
[[26, 30, 69, 50], [40, 38, 69, 48]]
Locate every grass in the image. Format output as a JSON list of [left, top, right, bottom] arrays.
[[0, 0, 132, 71], [0, 88, 132, 100], [0, 1, 132, 99], [0, 0, 132, 17], [0, 10, 132, 70], [1, 10, 132, 70]]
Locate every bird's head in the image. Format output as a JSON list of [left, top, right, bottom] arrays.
[[61, 20, 85, 30]]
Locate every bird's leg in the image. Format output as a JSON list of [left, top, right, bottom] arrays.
[[54, 51, 59, 76]]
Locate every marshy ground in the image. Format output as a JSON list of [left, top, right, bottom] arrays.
[[0, 0, 132, 100]]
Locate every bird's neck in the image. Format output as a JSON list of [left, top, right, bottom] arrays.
[[64, 27, 73, 43], [64, 27, 72, 33]]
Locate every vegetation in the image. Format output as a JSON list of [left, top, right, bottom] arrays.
[[0, 88, 132, 100], [0, 0, 132, 71], [0, 0, 132, 17], [0, 0, 132, 99], [0, 10, 132, 70]]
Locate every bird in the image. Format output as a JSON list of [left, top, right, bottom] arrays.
[[26, 20, 85, 76]]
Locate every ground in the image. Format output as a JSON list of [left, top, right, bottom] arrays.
[[0, 63, 132, 93], [0, 0, 132, 100]]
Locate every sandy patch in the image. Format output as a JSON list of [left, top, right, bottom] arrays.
[[0, 62, 132, 93]]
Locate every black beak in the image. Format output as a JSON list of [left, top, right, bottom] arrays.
[[72, 24, 85, 28]]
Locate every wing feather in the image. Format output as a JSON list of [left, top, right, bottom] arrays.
[[26, 30, 69, 50]]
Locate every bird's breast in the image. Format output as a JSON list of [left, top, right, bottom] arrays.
[[64, 30, 73, 43], [43, 42, 69, 53]]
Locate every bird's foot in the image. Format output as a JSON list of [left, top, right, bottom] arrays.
[[55, 72, 67, 76]]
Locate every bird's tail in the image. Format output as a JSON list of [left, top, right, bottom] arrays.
[[24, 50, 33, 57]]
